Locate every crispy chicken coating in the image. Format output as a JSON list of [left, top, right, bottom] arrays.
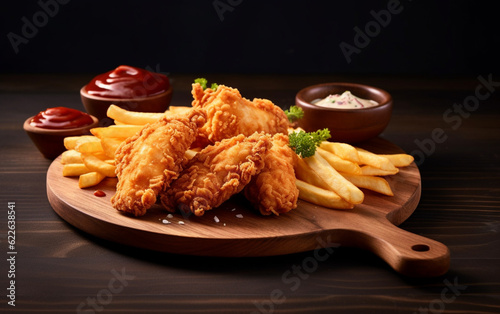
[[160, 132, 272, 216], [111, 108, 206, 216], [244, 133, 299, 215], [191, 83, 289, 147]]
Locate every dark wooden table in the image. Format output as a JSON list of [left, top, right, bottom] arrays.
[[1, 74, 499, 313]]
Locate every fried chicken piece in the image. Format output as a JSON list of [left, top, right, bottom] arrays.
[[244, 133, 299, 216], [191, 83, 289, 146], [160, 132, 272, 216], [111, 108, 206, 216]]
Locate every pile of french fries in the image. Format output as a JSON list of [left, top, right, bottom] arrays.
[[293, 135, 414, 210], [61, 104, 413, 212], [60, 105, 189, 188]]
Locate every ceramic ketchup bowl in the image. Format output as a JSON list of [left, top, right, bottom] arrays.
[[80, 86, 172, 122], [295, 82, 393, 143], [24, 107, 99, 159], [80, 65, 172, 122]]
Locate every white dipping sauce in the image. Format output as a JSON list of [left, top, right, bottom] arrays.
[[312, 91, 378, 109]]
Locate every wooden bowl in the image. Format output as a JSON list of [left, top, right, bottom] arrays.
[[80, 85, 172, 122], [23, 114, 99, 159], [295, 82, 393, 143]]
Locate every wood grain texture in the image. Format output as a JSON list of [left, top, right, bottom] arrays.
[[47, 137, 449, 277], [2, 74, 499, 313]]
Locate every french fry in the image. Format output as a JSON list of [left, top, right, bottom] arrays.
[[91, 125, 143, 139], [82, 153, 116, 177], [106, 104, 164, 125], [360, 165, 399, 176], [75, 139, 103, 154], [63, 135, 98, 150], [288, 127, 305, 134], [317, 148, 362, 175], [184, 149, 199, 161], [101, 137, 126, 159], [295, 179, 354, 210], [61, 150, 83, 164], [294, 157, 330, 190], [304, 152, 364, 204], [113, 120, 129, 125], [168, 106, 191, 115], [340, 173, 394, 196], [78, 172, 106, 189], [319, 141, 360, 163], [62, 163, 91, 177], [379, 154, 414, 167], [355, 148, 398, 172]]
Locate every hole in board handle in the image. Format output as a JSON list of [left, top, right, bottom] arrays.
[[412, 244, 430, 252]]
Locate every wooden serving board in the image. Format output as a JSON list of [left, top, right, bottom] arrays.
[[46, 137, 449, 277]]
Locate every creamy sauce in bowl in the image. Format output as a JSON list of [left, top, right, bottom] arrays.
[[312, 91, 378, 109]]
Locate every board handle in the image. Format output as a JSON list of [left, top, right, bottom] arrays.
[[343, 219, 450, 277]]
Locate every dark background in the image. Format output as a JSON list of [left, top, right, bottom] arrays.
[[1, 3, 500, 313], [1, 0, 498, 76]]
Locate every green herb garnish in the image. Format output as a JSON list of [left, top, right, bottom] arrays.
[[194, 78, 218, 91], [284, 105, 304, 123], [289, 129, 331, 158]]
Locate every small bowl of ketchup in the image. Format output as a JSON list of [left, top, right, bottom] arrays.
[[80, 65, 172, 122], [23, 107, 99, 159]]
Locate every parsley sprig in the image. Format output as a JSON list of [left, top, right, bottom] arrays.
[[289, 129, 331, 158], [194, 78, 219, 91], [284, 105, 304, 123]]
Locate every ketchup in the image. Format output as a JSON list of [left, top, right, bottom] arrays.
[[30, 107, 94, 129], [84, 65, 170, 99], [94, 190, 106, 197]]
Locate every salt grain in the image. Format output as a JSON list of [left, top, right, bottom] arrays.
[[162, 219, 170, 224], [214, 216, 220, 223], [167, 214, 174, 218], [236, 214, 243, 218], [178, 221, 185, 225]]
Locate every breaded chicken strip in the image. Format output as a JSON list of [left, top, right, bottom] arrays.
[[160, 132, 272, 216], [191, 83, 289, 146], [111, 108, 206, 216], [244, 133, 299, 215]]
